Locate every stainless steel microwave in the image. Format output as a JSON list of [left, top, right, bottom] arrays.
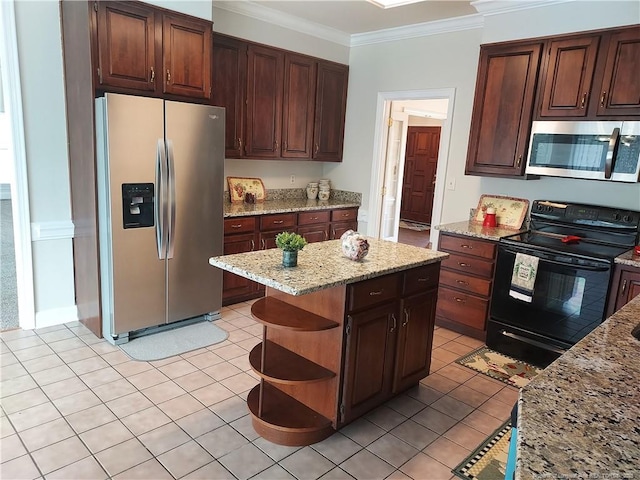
[[525, 121, 640, 182]]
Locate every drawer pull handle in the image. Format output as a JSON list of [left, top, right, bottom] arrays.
[[369, 290, 383, 296], [343, 213, 350, 217], [456, 280, 469, 286], [461, 244, 472, 249], [273, 220, 284, 224], [250, 240, 255, 251], [454, 297, 466, 303], [231, 224, 243, 229], [390, 314, 397, 333], [458, 262, 470, 267], [402, 309, 409, 327], [417, 278, 429, 282], [261, 239, 266, 249], [311, 216, 318, 220], [621, 279, 627, 295]]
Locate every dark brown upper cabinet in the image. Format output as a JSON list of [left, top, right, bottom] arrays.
[[212, 33, 348, 162], [95, 1, 212, 100], [465, 41, 543, 177], [537, 25, 640, 119], [313, 61, 349, 162], [245, 45, 284, 158], [212, 34, 246, 158]]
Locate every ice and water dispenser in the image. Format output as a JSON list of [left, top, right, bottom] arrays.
[[122, 183, 154, 229]]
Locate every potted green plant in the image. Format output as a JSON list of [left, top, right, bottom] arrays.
[[275, 232, 307, 267]]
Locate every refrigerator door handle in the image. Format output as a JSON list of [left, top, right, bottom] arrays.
[[156, 139, 168, 259], [167, 139, 176, 259]]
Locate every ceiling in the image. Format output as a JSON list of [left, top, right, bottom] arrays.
[[249, 1, 477, 35], [215, 0, 479, 36]]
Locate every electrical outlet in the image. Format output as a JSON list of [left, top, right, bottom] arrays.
[[446, 178, 456, 190], [290, 175, 295, 184]]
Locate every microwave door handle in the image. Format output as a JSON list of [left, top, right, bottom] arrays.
[[605, 127, 620, 179]]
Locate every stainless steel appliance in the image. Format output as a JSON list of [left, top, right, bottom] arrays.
[[487, 200, 640, 367], [526, 121, 640, 182], [96, 93, 225, 344]]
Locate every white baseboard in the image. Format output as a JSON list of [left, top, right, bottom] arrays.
[[35, 305, 78, 329], [0, 184, 10, 200]]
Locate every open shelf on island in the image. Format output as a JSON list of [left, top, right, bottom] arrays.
[[249, 341, 336, 384], [247, 383, 334, 446], [251, 297, 339, 331]]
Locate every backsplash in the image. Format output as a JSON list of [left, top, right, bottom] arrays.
[[223, 188, 362, 204]]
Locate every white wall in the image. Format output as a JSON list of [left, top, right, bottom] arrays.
[[14, 0, 75, 327]]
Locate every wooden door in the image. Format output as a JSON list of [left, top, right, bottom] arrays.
[[340, 303, 397, 425], [222, 232, 258, 304], [96, 2, 157, 92], [393, 291, 437, 393], [465, 42, 543, 177], [538, 35, 600, 118], [313, 61, 348, 162], [400, 126, 440, 224], [596, 26, 640, 117], [282, 54, 316, 158], [246, 45, 284, 158], [162, 14, 212, 99], [212, 34, 246, 158]]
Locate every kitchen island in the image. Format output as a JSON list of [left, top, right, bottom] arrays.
[[516, 294, 640, 479], [210, 238, 448, 446]]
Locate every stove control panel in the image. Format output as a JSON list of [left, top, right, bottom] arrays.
[[532, 200, 640, 229]]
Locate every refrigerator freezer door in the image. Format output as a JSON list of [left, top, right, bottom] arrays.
[[97, 94, 167, 336], [164, 101, 224, 323]]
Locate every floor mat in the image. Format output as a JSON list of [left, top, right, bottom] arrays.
[[119, 320, 228, 361], [452, 421, 511, 480], [455, 346, 542, 388], [399, 220, 430, 231]]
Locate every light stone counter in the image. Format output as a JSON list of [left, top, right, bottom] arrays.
[[516, 294, 640, 479], [435, 221, 526, 241], [209, 238, 448, 296], [615, 249, 640, 268], [224, 195, 360, 218]]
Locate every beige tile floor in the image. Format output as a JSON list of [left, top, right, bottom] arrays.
[[0, 301, 518, 480]]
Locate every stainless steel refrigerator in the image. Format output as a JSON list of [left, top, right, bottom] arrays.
[[95, 93, 224, 344]]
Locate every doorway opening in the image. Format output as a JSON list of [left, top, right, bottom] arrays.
[[368, 89, 455, 250]]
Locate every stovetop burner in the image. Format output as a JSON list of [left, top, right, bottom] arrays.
[[499, 200, 640, 263]]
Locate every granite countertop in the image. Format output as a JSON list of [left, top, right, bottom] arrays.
[[615, 249, 640, 268], [435, 220, 527, 241], [224, 198, 360, 218], [209, 238, 449, 296], [516, 295, 640, 479]]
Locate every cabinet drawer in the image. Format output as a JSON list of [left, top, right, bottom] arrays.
[[436, 287, 488, 331], [298, 210, 330, 226], [442, 253, 494, 278], [260, 213, 297, 231], [224, 217, 257, 234], [331, 208, 358, 222], [348, 274, 399, 312], [402, 264, 440, 296], [440, 269, 492, 297], [439, 234, 496, 260]]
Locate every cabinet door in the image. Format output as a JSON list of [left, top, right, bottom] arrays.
[[538, 35, 600, 118], [313, 61, 348, 162], [341, 303, 397, 425], [213, 34, 246, 158], [96, 2, 157, 92], [393, 291, 437, 393], [246, 45, 284, 158], [282, 54, 316, 158], [614, 269, 640, 313], [330, 221, 358, 240], [162, 14, 212, 99], [298, 224, 329, 244], [465, 42, 543, 177], [222, 232, 258, 303], [596, 26, 640, 117]]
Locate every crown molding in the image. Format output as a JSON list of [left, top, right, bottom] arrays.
[[470, 0, 575, 16], [350, 13, 484, 46], [213, 2, 352, 47]]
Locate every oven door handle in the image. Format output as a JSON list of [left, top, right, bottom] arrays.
[[501, 248, 610, 272], [500, 330, 567, 355]]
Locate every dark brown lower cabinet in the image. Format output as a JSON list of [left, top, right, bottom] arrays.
[[606, 264, 640, 316]]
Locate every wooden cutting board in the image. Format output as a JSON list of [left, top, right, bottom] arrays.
[[472, 195, 529, 230]]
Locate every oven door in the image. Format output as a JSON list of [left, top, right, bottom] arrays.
[[487, 243, 612, 366]]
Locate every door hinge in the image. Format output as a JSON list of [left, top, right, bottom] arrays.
[[382, 186, 387, 196], [345, 315, 352, 336], [388, 117, 393, 127]]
